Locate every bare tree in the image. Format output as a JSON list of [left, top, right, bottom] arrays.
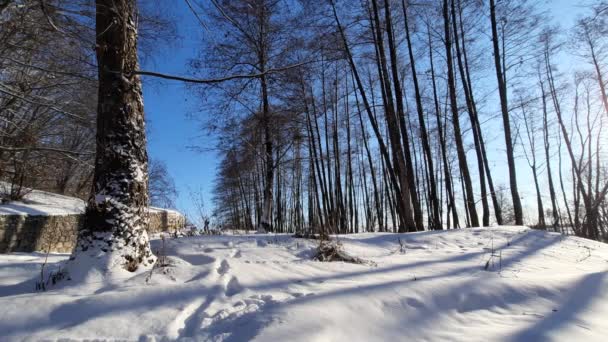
[[149, 159, 178, 209], [489, 0, 524, 225]]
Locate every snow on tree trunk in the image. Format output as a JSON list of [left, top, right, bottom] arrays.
[[66, 0, 154, 281]]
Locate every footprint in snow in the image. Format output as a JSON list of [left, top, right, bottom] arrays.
[[225, 276, 243, 296], [257, 239, 268, 247], [403, 297, 425, 309], [249, 294, 273, 302], [198, 294, 274, 335], [179, 253, 215, 266], [217, 260, 230, 275], [185, 271, 212, 283], [289, 292, 314, 298]]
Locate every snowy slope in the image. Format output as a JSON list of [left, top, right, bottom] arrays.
[[0, 187, 85, 216], [0, 185, 180, 216], [0, 227, 607, 341]]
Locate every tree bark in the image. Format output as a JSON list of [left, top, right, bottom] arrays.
[[74, 0, 154, 273]]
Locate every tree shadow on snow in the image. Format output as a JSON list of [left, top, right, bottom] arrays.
[[509, 270, 607, 341], [0, 284, 223, 337], [1, 229, 590, 341], [221, 230, 572, 337], [191, 297, 279, 342], [0, 257, 64, 298], [247, 230, 553, 293]]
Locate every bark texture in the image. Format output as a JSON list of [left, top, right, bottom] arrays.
[[73, 0, 154, 273]]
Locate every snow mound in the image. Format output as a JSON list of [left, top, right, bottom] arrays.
[[0, 227, 607, 341]]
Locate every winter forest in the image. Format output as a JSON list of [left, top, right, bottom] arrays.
[[202, 0, 608, 241], [5, 0, 607, 239], [1, 0, 608, 341]]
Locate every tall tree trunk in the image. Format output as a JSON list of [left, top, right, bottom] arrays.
[[331, 0, 405, 232], [369, 0, 415, 231], [353, 72, 383, 232], [74, 0, 154, 275], [259, 72, 273, 233], [311, 79, 333, 231], [331, 76, 346, 233], [490, 0, 523, 225], [557, 128, 574, 230], [520, 98, 546, 228], [275, 147, 282, 232], [540, 81, 559, 229], [443, 0, 479, 227], [302, 81, 327, 236], [258, 2, 273, 233], [457, 1, 502, 225], [322, 70, 336, 230], [345, 73, 356, 233], [402, 0, 440, 229], [307, 120, 324, 234], [451, 0, 489, 226], [428, 22, 458, 229], [582, 25, 608, 116], [381, 0, 424, 231]]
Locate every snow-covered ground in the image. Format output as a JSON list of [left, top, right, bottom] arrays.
[[1, 227, 607, 341], [0, 185, 180, 216], [0, 187, 85, 216]]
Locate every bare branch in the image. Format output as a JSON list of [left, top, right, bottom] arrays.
[[0, 83, 90, 123], [39, 0, 64, 33], [131, 61, 313, 84]]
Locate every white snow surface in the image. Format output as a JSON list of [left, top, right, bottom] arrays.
[[0, 185, 180, 216], [0, 188, 85, 216], [1, 227, 607, 341]]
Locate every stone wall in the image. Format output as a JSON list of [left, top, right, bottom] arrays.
[[0, 210, 185, 253], [0, 214, 81, 253], [147, 210, 187, 235]]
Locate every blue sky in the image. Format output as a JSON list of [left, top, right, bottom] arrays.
[[141, 3, 212, 217], [141, 0, 586, 220]]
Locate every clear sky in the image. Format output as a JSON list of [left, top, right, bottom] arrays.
[[141, 3, 211, 218], [141, 0, 587, 221]]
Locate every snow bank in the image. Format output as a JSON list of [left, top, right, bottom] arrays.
[[0, 188, 85, 216], [0, 185, 180, 217], [0, 227, 607, 341]]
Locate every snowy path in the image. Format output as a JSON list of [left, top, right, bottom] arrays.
[[0, 227, 607, 341]]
